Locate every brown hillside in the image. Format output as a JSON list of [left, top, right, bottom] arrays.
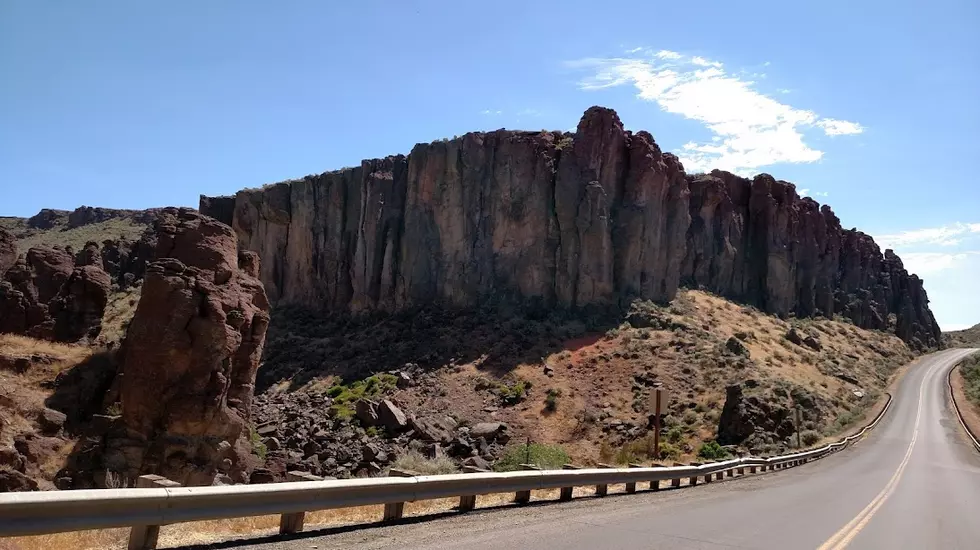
[[945, 323, 980, 348]]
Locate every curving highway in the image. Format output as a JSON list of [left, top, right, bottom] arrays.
[[219, 348, 980, 550]]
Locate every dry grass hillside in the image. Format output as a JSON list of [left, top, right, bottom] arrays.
[[264, 289, 914, 466], [945, 322, 980, 348], [0, 216, 148, 253], [0, 335, 97, 490]]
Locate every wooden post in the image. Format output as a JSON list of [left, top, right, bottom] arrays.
[[595, 463, 613, 496], [689, 462, 701, 486], [128, 475, 181, 550], [626, 463, 643, 493], [279, 471, 323, 534], [672, 462, 684, 488], [737, 466, 745, 475], [749, 465, 757, 474], [715, 470, 725, 481], [653, 388, 663, 459], [515, 464, 540, 504], [458, 466, 485, 512], [650, 463, 665, 491], [560, 464, 580, 501], [383, 469, 415, 521], [795, 406, 802, 449]]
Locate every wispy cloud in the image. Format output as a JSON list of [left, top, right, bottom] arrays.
[[798, 189, 830, 199], [874, 222, 980, 249], [480, 109, 502, 116], [567, 50, 864, 175], [898, 252, 980, 275]]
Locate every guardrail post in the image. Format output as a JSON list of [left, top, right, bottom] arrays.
[[737, 466, 745, 475], [383, 468, 415, 521], [650, 463, 665, 491], [626, 463, 642, 493], [595, 463, 613, 496], [672, 462, 684, 487], [715, 469, 724, 481], [689, 462, 701, 486], [128, 475, 181, 550], [278, 471, 323, 535], [515, 464, 540, 504], [458, 466, 487, 512], [560, 464, 580, 501], [749, 465, 757, 473]]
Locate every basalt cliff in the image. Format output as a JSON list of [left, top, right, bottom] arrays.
[[202, 107, 940, 349]]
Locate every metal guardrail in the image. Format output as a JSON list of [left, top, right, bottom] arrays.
[[0, 392, 892, 547], [947, 360, 980, 452]]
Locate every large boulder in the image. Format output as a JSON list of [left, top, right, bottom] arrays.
[[107, 208, 270, 486], [48, 265, 111, 342]]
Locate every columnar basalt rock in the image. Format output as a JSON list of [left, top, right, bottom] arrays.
[[201, 107, 941, 349], [108, 208, 270, 486]]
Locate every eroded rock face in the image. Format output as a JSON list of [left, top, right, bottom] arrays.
[[203, 107, 941, 349], [109, 208, 270, 486], [0, 228, 16, 274]]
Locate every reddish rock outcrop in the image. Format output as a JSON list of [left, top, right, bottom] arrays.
[[0, 244, 112, 343], [0, 228, 16, 275], [107, 208, 270, 486], [201, 107, 941, 349]]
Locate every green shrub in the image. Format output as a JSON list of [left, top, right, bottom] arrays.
[[545, 388, 561, 412], [697, 441, 730, 460], [682, 409, 699, 425], [249, 426, 267, 460], [657, 441, 681, 460], [494, 443, 570, 471], [498, 379, 530, 406], [325, 373, 399, 420], [801, 430, 821, 446], [962, 355, 980, 407], [666, 426, 684, 444]]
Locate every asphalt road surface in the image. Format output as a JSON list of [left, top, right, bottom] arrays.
[[194, 348, 980, 550]]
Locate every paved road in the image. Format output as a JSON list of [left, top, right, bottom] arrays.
[[197, 348, 980, 550]]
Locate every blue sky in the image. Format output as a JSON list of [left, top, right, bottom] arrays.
[[2, 0, 978, 329]]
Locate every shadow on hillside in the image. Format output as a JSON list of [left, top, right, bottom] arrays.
[[257, 302, 626, 394], [43, 349, 118, 430]]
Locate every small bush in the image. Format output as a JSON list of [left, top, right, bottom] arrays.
[[697, 441, 730, 460], [682, 410, 699, 425], [249, 426, 267, 460], [391, 450, 459, 475], [494, 443, 570, 471], [545, 388, 561, 412], [801, 430, 821, 446], [498, 379, 530, 406], [666, 426, 684, 444], [657, 441, 681, 460]]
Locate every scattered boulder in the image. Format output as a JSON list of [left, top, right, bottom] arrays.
[[411, 415, 457, 444], [396, 372, 413, 388], [0, 469, 39, 492], [378, 399, 409, 433], [785, 328, 804, 346], [462, 456, 491, 471], [470, 422, 509, 443], [725, 337, 749, 357], [803, 335, 822, 351], [355, 400, 379, 427], [38, 408, 67, 434]]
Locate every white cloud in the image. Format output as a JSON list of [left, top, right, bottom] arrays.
[[816, 118, 865, 136], [874, 222, 980, 249], [899, 252, 978, 275], [568, 50, 864, 175], [777, 88, 791, 94], [799, 188, 811, 197], [481, 109, 502, 116]]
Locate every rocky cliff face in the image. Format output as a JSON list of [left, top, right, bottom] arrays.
[[202, 107, 941, 349], [104, 208, 270, 486]]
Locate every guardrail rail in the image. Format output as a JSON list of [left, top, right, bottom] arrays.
[[0, 394, 892, 549]]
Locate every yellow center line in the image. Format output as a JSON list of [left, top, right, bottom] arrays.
[[815, 362, 933, 550]]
